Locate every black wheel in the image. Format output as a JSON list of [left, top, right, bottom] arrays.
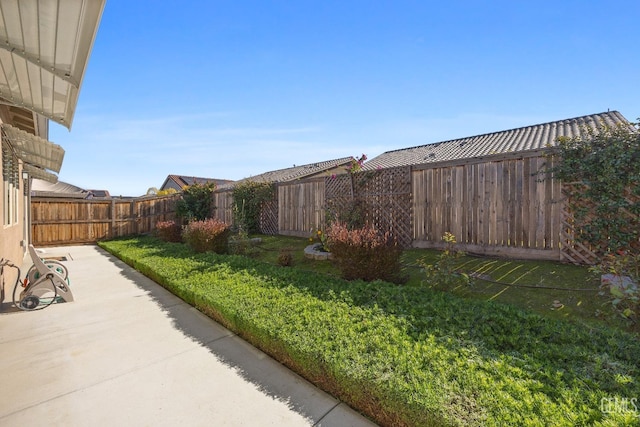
[[19, 295, 41, 310], [17, 279, 57, 311]]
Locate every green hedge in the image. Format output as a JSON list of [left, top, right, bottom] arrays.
[[99, 236, 640, 427]]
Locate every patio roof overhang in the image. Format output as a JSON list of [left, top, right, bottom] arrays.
[[22, 163, 58, 183], [2, 123, 64, 182], [0, 0, 106, 129]]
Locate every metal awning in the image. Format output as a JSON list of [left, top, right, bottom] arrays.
[[0, 0, 106, 129], [2, 123, 64, 178], [22, 163, 58, 183]]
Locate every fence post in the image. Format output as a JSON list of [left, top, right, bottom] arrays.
[[130, 200, 136, 235], [110, 199, 116, 239]]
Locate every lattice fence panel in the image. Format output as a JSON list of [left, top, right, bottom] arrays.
[[559, 203, 599, 265], [325, 166, 413, 247], [559, 183, 640, 265], [259, 198, 279, 235]]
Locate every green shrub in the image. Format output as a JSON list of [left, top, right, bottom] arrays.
[[231, 180, 275, 233], [308, 228, 328, 251], [548, 121, 640, 255], [326, 221, 404, 283], [421, 232, 470, 289], [182, 218, 230, 253], [175, 181, 217, 222], [326, 197, 369, 230], [154, 220, 182, 243], [99, 236, 640, 427], [592, 250, 640, 327], [276, 250, 293, 267]]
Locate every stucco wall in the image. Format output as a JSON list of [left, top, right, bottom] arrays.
[[0, 146, 27, 302]]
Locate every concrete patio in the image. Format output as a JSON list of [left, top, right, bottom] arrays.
[[0, 245, 378, 426]]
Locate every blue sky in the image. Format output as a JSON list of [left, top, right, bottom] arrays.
[[50, 0, 640, 197]]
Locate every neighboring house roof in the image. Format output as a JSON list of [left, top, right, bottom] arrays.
[[160, 175, 234, 191], [364, 111, 631, 170], [85, 189, 111, 198], [31, 179, 110, 199], [218, 157, 355, 190]]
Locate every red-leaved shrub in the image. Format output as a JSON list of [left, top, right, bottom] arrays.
[[326, 221, 404, 283], [155, 220, 182, 243], [182, 218, 231, 253]]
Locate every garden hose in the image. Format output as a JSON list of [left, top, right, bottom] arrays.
[[13, 274, 58, 311], [402, 262, 600, 292]]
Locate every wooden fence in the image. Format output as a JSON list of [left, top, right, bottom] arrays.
[[212, 189, 234, 224], [278, 177, 326, 237], [266, 152, 565, 260], [31, 150, 629, 263], [31, 194, 181, 246], [204, 151, 568, 260], [412, 151, 563, 260], [324, 166, 413, 247]]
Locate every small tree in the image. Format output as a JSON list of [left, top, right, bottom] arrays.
[[175, 182, 217, 222], [231, 181, 275, 234], [158, 188, 178, 196]]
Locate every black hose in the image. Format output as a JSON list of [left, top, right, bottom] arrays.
[[9, 262, 59, 311], [35, 276, 58, 310], [466, 273, 599, 292], [402, 262, 600, 292]]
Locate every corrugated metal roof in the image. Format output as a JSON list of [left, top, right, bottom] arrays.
[[218, 157, 354, 190], [0, 0, 106, 129], [23, 163, 57, 183], [31, 178, 84, 194], [364, 111, 631, 170], [2, 123, 64, 172], [31, 178, 110, 198]]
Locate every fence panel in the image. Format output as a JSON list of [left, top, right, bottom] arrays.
[[31, 194, 180, 246], [559, 180, 640, 265], [134, 195, 180, 234], [325, 167, 413, 247], [277, 178, 325, 237], [412, 152, 563, 260], [32, 152, 623, 263], [212, 189, 234, 224]]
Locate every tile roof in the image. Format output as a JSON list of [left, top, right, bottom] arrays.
[[363, 111, 631, 170], [218, 157, 354, 190]]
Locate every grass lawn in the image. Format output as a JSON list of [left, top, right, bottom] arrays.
[[250, 234, 625, 332], [99, 234, 640, 426]]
